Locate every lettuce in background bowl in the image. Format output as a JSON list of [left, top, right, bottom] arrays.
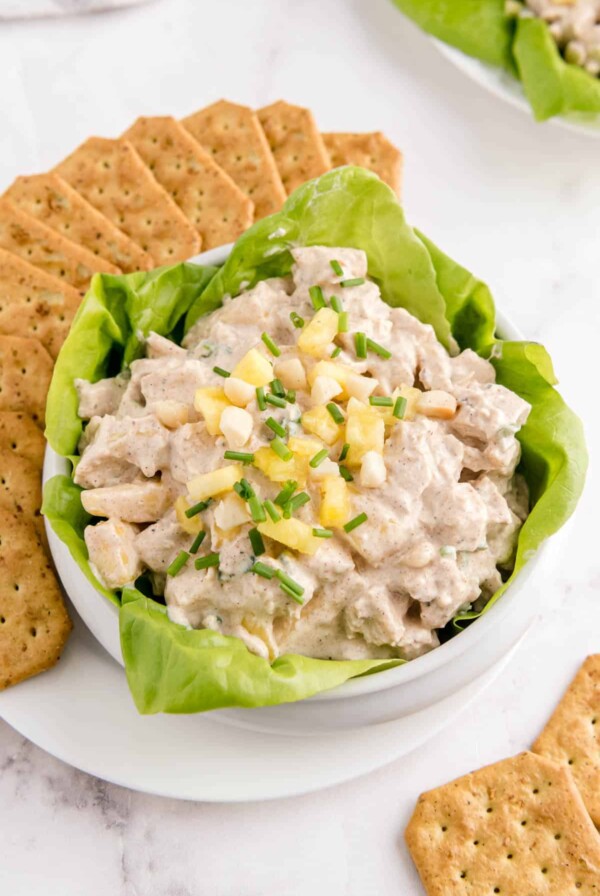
[[42, 167, 587, 722], [392, 0, 600, 123]]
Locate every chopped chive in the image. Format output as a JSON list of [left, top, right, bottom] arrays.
[[290, 311, 304, 329], [248, 495, 266, 523], [354, 332, 367, 359], [369, 396, 393, 407], [274, 480, 297, 506], [286, 389, 296, 404], [326, 402, 344, 424], [309, 448, 329, 468], [313, 527, 334, 538], [279, 582, 304, 603], [256, 386, 267, 411], [264, 499, 281, 522], [330, 295, 343, 313], [289, 491, 310, 512], [251, 561, 276, 579], [309, 285, 326, 310], [234, 477, 255, 500], [270, 437, 293, 461], [344, 512, 368, 533], [185, 499, 211, 518], [266, 416, 286, 438], [339, 465, 354, 482], [265, 393, 286, 409], [213, 365, 231, 378], [166, 550, 190, 577], [282, 502, 292, 520], [270, 378, 286, 397], [330, 346, 342, 358], [393, 396, 408, 419], [261, 332, 281, 357], [337, 311, 348, 333], [366, 338, 392, 360], [189, 530, 206, 554], [249, 527, 265, 557], [276, 570, 304, 598], [330, 259, 344, 277], [340, 277, 365, 288], [339, 442, 349, 462], [195, 552, 220, 570], [224, 450, 255, 463]]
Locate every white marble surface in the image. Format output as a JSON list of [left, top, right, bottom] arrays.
[[0, 0, 599, 893]]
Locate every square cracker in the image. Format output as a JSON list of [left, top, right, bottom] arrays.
[[257, 101, 331, 194], [0, 334, 53, 426], [322, 132, 403, 196], [0, 198, 118, 292], [0, 411, 45, 466], [405, 751, 600, 895], [0, 509, 71, 690], [0, 249, 80, 359], [533, 655, 600, 827], [54, 137, 201, 266], [123, 116, 254, 250], [182, 100, 286, 221], [4, 173, 152, 274]]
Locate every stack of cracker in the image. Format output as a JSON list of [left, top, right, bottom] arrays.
[[406, 655, 600, 894], [0, 98, 403, 691]]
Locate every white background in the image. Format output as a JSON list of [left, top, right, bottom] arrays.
[[0, 0, 599, 893]]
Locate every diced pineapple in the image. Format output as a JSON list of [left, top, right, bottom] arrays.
[[224, 376, 255, 407], [194, 387, 230, 436], [309, 458, 340, 481], [311, 375, 343, 406], [345, 372, 378, 403], [153, 400, 189, 429], [174, 495, 204, 535], [301, 405, 342, 446], [397, 384, 421, 421], [253, 446, 308, 486], [231, 348, 273, 387], [345, 407, 385, 466], [297, 308, 339, 358], [81, 481, 169, 523], [275, 358, 307, 391], [214, 492, 250, 531], [258, 517, 320, 555], [287, 436, 324, 457], [416, 389, 457, 420], [219, 406, 253, 448], [360, 451, 387, 488], [308, 360, 352, 397], [186, 464, 243, 501], [319, 476, 351, 528]]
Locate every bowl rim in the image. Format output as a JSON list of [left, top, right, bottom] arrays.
[[44, 241, 546, 703]]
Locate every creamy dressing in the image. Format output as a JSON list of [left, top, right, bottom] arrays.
[[75, 247, 530, 663]]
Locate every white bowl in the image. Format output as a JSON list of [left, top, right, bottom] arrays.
[[44, 245, 547, 735], [433, 40, 600, 138]]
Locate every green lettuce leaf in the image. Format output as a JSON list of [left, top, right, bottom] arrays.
[[392, 0, 600, 121], [514, 17, 600, 121], [390, 0, 514, 70], [43, 167, 587, 714]]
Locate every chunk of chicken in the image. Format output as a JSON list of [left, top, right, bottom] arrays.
[[74, 414, 170, 489], [145, 331, 187, 360], [135, 511, 190, 573], [76, 376, 126, 420]]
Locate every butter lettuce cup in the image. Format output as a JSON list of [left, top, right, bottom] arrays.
[[43, 168, 586, 733]]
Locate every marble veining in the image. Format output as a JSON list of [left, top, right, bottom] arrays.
[[1, 0, 599, 892]]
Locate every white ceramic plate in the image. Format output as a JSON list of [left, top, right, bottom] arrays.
[[0, 605, 524, 801], [433, 40, 600, 138]]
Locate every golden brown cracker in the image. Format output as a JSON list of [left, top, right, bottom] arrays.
[[0, 411, 45, 466], [405, 751, 600, 895], [0, 334, 53, 426], [54, 137, 201, 265], [0, 511, 71, 690], [257, 101, 331, 194], [4, 173, 152, 274], [0, 198, 118, 292], [182, 100, 286, 220], [0, 451, 42, 521], [533, 655, 600, 827], [0, 249, 80, 359], [322, 131, 403, 196], [123, 115, 253, 250]]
